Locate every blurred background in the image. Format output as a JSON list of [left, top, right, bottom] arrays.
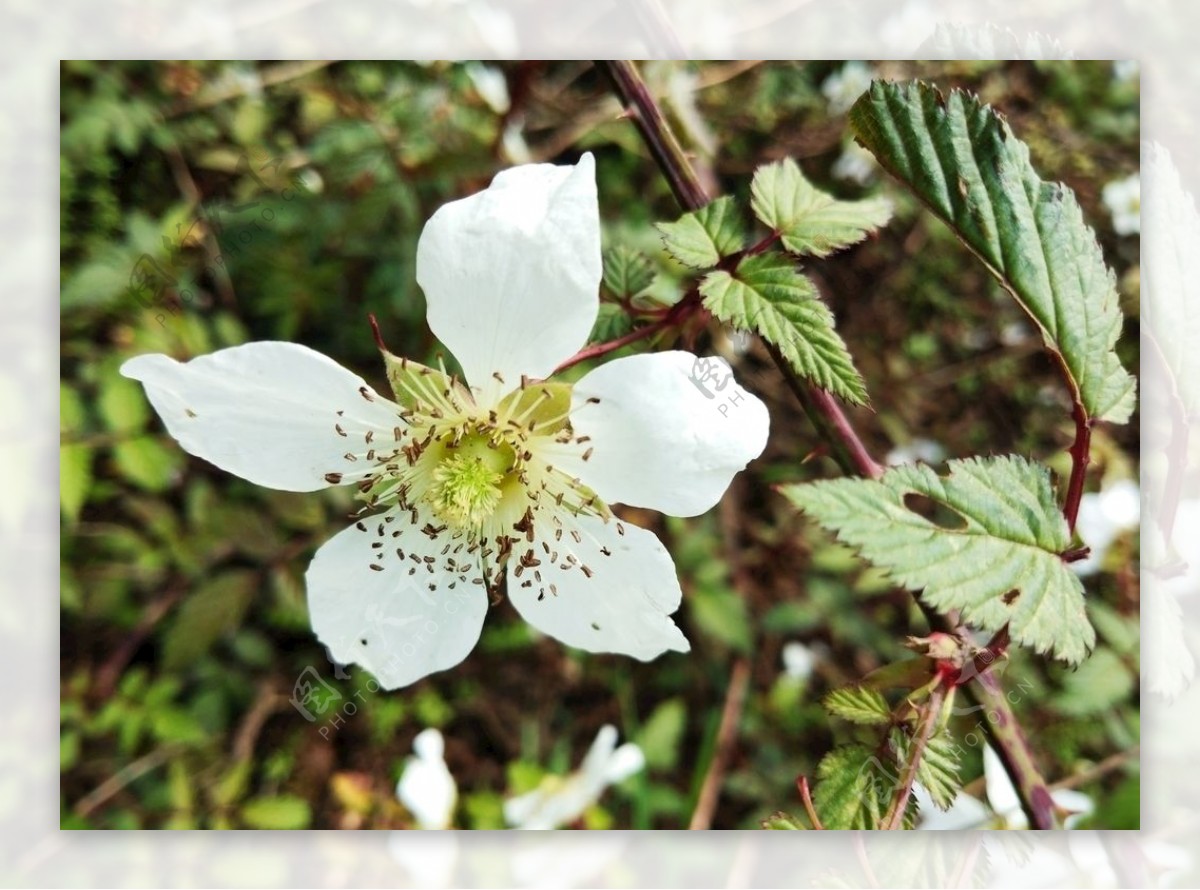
[[60, 60, 1139, 829]]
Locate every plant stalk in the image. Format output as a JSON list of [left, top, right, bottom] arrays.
[[596, 58, 1058, 830]]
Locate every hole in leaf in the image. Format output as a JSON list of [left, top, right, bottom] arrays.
[[902, 493, 968, 531]]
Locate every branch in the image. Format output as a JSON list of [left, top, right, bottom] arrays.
[[968, 671, 1059, 828], [689, 657, 751, 829], [596, 58, 1058, 830], [881, 686, 945, 829], [598, 60, 883, 480]]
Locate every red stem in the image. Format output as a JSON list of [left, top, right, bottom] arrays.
[[1062, 399, 1093, 534]]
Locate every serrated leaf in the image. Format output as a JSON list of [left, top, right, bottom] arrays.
[[782, 456, 1095, 664], [892, 728, 961, 812], [849, 81, 1135, 424], [812, 744, 890, 829], [656, 195, 745, 268], [589, 303, 635, 344], [602, 245, 656, 298], [700, 253, 867, 405], [751, 157, 892, 257], [824, 686, 892, 725], [163, 569, 259, 670]]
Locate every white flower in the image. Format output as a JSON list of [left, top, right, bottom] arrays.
[[1072, 478, 1140, 576], [917, 745, 1093, 829], [120, 155, 770, 690], [1102, 172, 1141, 236], [504, 725, 644, 829], [821, 61, 873, 116], [885, 437, 945, 467], [781, 641, 816, 681], [396, 728, 457, 829], [831, 141, 877, 185]]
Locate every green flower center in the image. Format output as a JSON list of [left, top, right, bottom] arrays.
[[426, 433, 516, 530]]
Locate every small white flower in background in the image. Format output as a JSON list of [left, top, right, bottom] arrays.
[[121, 154, 770, 690], [831, 140, 877, 185], [885, 437, 945, 467], [821, 61, 873, 116], [504, 725, 645, 829], [396, 728, 457, 829], [916, 745, 1093, 829], [1102, 172, 1141, 235], [465, 62, 509, 115], [1072, 479, 1140, 576], [781, 641, 816, 681]]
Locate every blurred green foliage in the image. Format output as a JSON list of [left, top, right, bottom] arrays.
[[60, 61, 1139, 830]]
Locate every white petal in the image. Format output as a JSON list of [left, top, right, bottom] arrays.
[[412, 726, 446, 762], [914, 783, 990, 830], [305, 507, 488, 691], [983, 745, 1023, 824], [120, 342, 400, 492], [1053, 789, 1095, 829], [397, 729, 457, 830], [416, 155, 601, 403], [506, 515, 689, 660], [580, 725, 619, 781], [565, 351, 769, 517], [601, 744, 645, 786]]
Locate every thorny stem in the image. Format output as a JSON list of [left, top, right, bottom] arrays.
[[1062, 398, 1093, 534], [881, 686, 946, 829], [599, 60, 884, 480], [597, 58, 1058, 830], [553, 295, 696, 375], [970, 670, 1059, 829]]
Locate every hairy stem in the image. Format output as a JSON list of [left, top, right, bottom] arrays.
[[881, 686, 946, 829], [1062, 399, 1093, 533], [596, 58, 1058, 830], [968, 671, 1059, 828]]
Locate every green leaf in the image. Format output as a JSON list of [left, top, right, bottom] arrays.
[[781, 456, 1094, 664], [602, 245, 656, 298], [690, 586, 752, 653], [163, 570, 259, 670], [751, 157, 892, 257], [849, 81, 1135, 423], [1054, 647, 1135, 716], [241, 795, 312, 830], [60, 443, 93, 522], [700, 253, 867, 405], [892, 728, 961, 812], [761, 810, 807, 829], [589, 303, 635, 344], [824, 686, 892, 725], [656, 196, 745, 269], [98, 374, 150, 433], [634, 698, 687, 770], [113, 436, 182, 491], [812, 745, 889, 829]]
